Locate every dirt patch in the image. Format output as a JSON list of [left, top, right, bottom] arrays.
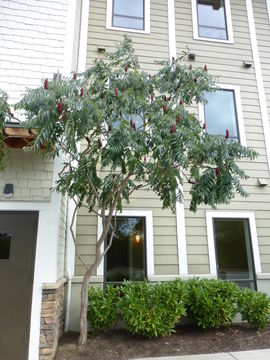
[[55, 323, 270, 360]]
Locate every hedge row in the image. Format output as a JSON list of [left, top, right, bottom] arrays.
[[87, 278, 270, 338]]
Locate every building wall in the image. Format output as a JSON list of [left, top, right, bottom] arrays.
[[0, 150, 54, 202], [174, 0, 270, 275], [0, 0, 69, 105], [252, 0, 270, 135], [75, 0, 179, 278]]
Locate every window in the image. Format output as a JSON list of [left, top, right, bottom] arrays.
[[97, 210, 154, 280], [0, 233, 12, 260], [192, 0, 234, 43], [105, 216, 146, 284], [106, 0, 150, 33], [206, 212, 262, 290], [198, 85, 246, 146], [213, 219, 256, 289]]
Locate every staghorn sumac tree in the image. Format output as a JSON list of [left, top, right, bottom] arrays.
[[0, 36, 257, 345]]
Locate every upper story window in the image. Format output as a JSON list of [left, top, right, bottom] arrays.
[[192, 0, 234, 43], [198, 85, 246, 146], [106, 0, 150, 34]]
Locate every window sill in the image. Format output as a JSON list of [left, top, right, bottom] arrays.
[[193, 35, 234, 44], [106, 25, 151, 35]]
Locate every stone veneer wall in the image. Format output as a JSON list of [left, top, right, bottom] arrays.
[[39, 278, 66, 360]]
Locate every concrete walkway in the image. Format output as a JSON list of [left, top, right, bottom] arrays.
[[134, 348, 270, 360]]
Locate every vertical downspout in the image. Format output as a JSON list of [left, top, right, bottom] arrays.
[[64, 0, 90, 332]]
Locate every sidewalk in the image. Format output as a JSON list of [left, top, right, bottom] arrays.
[[134, 348, 270, 360]]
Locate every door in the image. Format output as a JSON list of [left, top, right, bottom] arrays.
[[0, 212, 38, 360]]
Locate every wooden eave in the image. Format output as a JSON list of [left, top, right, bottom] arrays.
[[2, 126, 37, 149]]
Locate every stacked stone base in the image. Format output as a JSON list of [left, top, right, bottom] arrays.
[[39, 278, 66, 360]]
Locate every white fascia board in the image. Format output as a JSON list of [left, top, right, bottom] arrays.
[[168, 0, 176, 60], [63, 0, 78, 76], [97, 209, 154, 277], [206, 211, 262, 276], [246, 0, 270, 173], [77, 0, 90, 72]]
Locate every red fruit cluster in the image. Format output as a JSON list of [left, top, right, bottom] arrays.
[[73, 72, 77, 80], [189, 64, 192, 70], [203, 122, 206, 130], [144, 156, 146, 162], [57, 101, 63, 115], [115, 87, 118, 96], [216, 167, 221, 176], [225, 129, 229, 139], [180, 99, 183, 106], [194, 76, 198, 83], [204, 65, 207, 72], [149, 74, 152, 79], [163, 104, 167, 113], [151, 94, 154, 103], [130, 117, 134, 128], [44, 78, 48, 90], [125, 65, 128, 72], [80, 88, 84, 97], [170, 124, 176, 134], [177, 115, 181, 124], [172, 56, 175, 61]]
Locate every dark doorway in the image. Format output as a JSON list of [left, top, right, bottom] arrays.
[[0, 212, 38, 360]]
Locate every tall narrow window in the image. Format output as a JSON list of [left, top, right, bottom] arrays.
[[112, 0, 145, 30], [204, 89, 239, 141], [0, 233, 12, 260], [192, 0, 233, 42], [105, 216, 146, 284], [213, 218, 256, 289]]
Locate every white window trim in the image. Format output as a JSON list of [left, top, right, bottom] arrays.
[[198, 84, 247, 147], [106, 0, 150, 34], [206, 211, 262, 277], [191, 0, 234, 44], [97, 209, 154, 277], [267, 0, 270, 23]]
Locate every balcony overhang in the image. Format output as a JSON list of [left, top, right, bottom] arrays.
[[2, 123, 37, 149]]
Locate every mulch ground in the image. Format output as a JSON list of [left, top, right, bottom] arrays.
[[55, 323, 270, 360]]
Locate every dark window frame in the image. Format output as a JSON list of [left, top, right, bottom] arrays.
[[112, 0, 145, 30], [203, 88, 240, 142], [196, 0, 228, 40], [104, 215, 147, 286], [212, 217, 257, 290]]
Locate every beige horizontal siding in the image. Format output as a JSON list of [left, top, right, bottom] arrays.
[[175, 0, 270, 275]]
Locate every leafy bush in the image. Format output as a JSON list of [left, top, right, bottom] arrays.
[[239, 288, 270, 330], [87, 285, 119, 333], [118, 280, 186, 338], [185, 278, 240, 329]]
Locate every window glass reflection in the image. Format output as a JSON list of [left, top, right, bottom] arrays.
[[113, 0, 144, 30], [0, 233, 12, 260]]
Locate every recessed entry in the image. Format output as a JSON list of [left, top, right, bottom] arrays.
[[0, 233, 12, 260]]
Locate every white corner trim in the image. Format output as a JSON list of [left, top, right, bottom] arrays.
[[246, 0, 270, 173], [206, 211, 262, 276], [267, 0, 270, 22], [198, 84, 247, 147], [168, 0, 176, 59], [191, 0, 234, 44], [63, 0, 77, 76], [97, 209, 154, 277], [77, 0, 90, 72], [176, 202, 188, 275], [106, 0, 151, 34]]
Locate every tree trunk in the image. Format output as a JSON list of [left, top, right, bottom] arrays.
[[78, 248, 103, 345]]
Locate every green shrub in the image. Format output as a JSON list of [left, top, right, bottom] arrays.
[[118, 280, 186, 338], [87, 285, 119, 333], [185, 278, 240, 329], [239, 288, 270, 330]]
